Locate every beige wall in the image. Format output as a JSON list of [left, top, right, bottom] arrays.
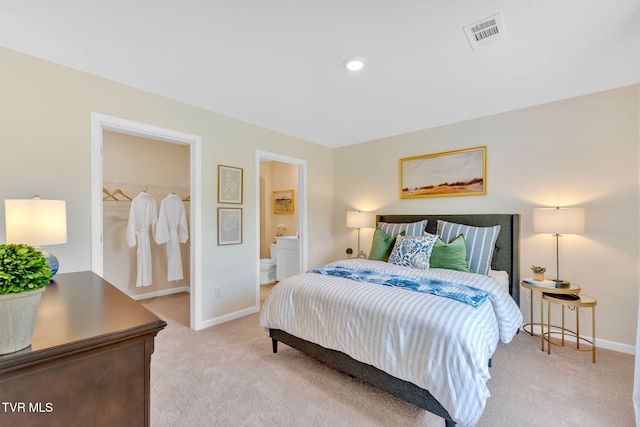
[[269, 161, 299, 238], [0, 46, 334, 326], [259, 161, 299, 258], [259, 161, 272, 259], [102, 131, 190, 296], [2, 44, 638, 350], [334, 85, 640, 351]]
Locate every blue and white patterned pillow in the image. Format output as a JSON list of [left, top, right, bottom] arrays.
[[436, 220, 501, 276], [378, 220, 428, 238], [388, 234, 438, 270]]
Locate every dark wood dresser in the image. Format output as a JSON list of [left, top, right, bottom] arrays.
[[0, 272, 167, 426]]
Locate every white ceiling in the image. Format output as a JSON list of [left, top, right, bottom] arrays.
[[1, 1, 639, 148]]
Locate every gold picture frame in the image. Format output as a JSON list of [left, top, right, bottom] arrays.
[[400, 146, 486, 199], [272, 189, 294, 214], [218, 165, 243, 204]]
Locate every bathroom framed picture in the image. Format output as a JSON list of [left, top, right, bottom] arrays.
[[272, 189, 294, 214], [218, 164, 243, 204], [217, 207, 242, 245]]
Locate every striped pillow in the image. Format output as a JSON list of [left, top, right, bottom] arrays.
[[378, 220, 428, 238], [436, 220, 501, 275]]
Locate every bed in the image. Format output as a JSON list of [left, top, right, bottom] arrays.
[[260, 214, 522, 426]]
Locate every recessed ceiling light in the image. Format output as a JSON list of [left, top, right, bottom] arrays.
[[344, 57, 365, 71]]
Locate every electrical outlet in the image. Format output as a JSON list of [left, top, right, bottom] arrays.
[[214, 287, 222, 299]]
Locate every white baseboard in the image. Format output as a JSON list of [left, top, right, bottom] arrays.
[[524, 324, 634, 355], [196, 305, 260, 330], [129, 286, 190, 300], [592, 337, 634, 355]]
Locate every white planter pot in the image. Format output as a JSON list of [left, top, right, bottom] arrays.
[[0, 287, 46, 355]]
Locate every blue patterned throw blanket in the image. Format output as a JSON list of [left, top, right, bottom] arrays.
[[310, 266, 488, 308]]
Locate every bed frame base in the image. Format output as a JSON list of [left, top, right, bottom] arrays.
[[267, 214, 520, 426], [270, 328, 456, 426]]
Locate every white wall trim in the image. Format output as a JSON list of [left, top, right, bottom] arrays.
[[198, 306, 260, 329], [526, 325, 634, 355], [599, 337, 635, 355], [128, 286, 190, 301], [90, 112, 203, 330]]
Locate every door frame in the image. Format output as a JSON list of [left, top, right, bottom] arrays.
[[90, 112, 203, 330], [255, 150, 307, 305]]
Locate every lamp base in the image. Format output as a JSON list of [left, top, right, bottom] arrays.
[[554, 279, 570, 288], [37, 248, 59, 277], [355, 251, 367, 259]]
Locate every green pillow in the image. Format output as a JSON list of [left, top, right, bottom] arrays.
[[430, 234, 471, 272], [369, 228, 405, 262]]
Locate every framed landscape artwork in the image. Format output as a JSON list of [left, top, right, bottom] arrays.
[[400, 146, 486, 199], [272, 189, 294, 214], [218, 165, 243, 204], [217, 207, 242, 245]]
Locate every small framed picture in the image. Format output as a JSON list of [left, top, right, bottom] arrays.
[[218, 165, 243, 204], [217, 207, 242, 245], [272, 189, 294, 214]]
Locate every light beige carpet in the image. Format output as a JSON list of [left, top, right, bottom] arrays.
[[142, 292, 634, 426]]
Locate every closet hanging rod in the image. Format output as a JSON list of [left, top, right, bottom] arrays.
[[103, 187, 133, 201], [103, 181, 190, 191], [103, 185, 190, 202]]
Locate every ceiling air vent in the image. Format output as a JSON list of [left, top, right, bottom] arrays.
[[463, 13, 507, 50]]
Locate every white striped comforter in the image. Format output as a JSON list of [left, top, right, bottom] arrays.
[[259, 259, 522, 427]]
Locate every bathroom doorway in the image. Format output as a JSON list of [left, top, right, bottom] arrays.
[[255, 150, 307, 306]]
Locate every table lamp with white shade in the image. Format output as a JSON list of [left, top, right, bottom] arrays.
[[346, 210, 375, 259], [533, 206, 585, 287], [5, 196, 67, 276]]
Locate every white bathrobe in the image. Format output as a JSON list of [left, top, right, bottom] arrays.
[[156, 194, 189, 281], [126, 192, 157, 287]]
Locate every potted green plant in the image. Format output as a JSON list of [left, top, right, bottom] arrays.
[[531, 265, 546, 281], [0, 244, 52, 354], [346, 248, 353, 259]]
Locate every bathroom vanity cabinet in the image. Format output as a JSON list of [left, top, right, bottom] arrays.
[[276, 236, 300, 281]]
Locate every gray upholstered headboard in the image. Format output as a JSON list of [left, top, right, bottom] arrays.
[[376, 214, 520, 305]]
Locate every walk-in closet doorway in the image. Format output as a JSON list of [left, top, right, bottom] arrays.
[[90, 113, 203, 330]]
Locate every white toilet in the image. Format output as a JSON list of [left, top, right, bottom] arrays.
[[260, 243, 278, 285]]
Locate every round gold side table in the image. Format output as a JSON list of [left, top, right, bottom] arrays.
[[542, 293, 597, 363], [521, 280, 581, 351]]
